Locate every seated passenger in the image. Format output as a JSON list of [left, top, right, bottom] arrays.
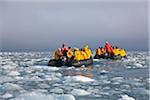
[[96, 47, 103, 56], [54, 48, 63, 60], [61, 43, 68, 57], [113, 46, 120, 56], [119, 48, 127, 58], [74, 48, 81, 61], [67, 47, 73, 59], [84, 44, 92, 59], [80, 49, 87, 60]]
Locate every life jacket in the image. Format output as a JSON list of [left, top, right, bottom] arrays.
[[96, 48, 102, 55], [67, 49, 73, 58], [113, 48, 119, 56], [101, 48, 106, 54], [120, 49, 126, 57], [80, 51, 88, 60], [84, 48, 92, 59], [79, 51, 84, 60], [74, 51, 81, 61]]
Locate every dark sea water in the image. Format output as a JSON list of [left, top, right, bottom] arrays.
[[0, 51, 149, 100]]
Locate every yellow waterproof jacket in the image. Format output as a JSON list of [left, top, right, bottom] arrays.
[[120, 49, 126, 57], [67, 49, 73, 58], [96, 48, 102, 55], [74, 51, 81, 61], [79, 52, 84, 60], [80, 51, 88, 60], [113, 48, 119, 56], [54, 50, 63, 60], [101, 48, 106, 54], [84, 48, 92, 59]]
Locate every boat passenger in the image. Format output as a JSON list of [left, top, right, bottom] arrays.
[[84, 45, 92, 59], [74, 48, 81, 61], [119, 48, 127, 58], [61, 43, 68, 57], [54, 48, 63, 60], [113, 46, 120, 56]]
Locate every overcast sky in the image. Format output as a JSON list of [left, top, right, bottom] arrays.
[[0, 0, 148, 51]]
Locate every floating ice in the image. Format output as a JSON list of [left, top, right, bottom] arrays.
[[0, 76, 14, 83], [100, 70, 109, 73], [71, 89, 91, 96], [8, 71, 20, 76], [49, 87, 64, 94], [133, 88, 150, 95], [37, 83, 50, 89], [1, 93, 13, 99], [64, 75, 95, 83], [111, 77, 124, 82], [10, 92, 76, 100], [133, 63, 143, 68], [3, 83, 22, 91], [1, 65, 16, 70], [31, 65, 60, 71], [118, 94, 135, 100]]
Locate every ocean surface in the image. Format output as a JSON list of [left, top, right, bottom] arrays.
[[0, 51, 149, 100]]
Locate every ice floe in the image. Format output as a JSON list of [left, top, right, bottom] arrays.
[[8, 71, 20, 76], [10, 92, 76, 100], [64, 75, 95, 83], [118, 94, 135, 100], [1, 93, 13, 99], [71, 89, 91, 96]]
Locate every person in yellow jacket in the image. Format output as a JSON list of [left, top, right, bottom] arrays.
[[96, 47, 103, 56], [84, 44, 92, 59], [54, 48, 63, 60], [67, 47, 73, 59], [113, 46, 120, 56], [101, 47, 106, 54], [119, 48, 127, 58], [74, 48, 81, 61], [80, 49, 88, 60]]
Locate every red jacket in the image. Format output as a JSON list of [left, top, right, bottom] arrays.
[[104, 43, 114, 53], [61, 46, 68, 52]]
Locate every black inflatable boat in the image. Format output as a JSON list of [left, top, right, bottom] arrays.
[[94, 54, 122, 60], [48, 58, 93, 67]]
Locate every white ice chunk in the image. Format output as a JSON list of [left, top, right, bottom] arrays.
[[8, 71, 20, 76], [93, 59, 100, 61], [133, 63, 143, 68], [49, 87, 64, 94], [2, 93, 13, 99], [111, 77, 124, 83], [11, 92, 75, 100], [118, 94, 135, 100], [31, 66, 60, 71], [71, 89, 91, 96], [1, 65, 16, 70], [133, 88, 150, 95], [3, 83, 22, 91], [64, 75, 95, 83]]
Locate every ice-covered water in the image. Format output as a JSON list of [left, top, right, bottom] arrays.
[[0, 51, 149, 100]]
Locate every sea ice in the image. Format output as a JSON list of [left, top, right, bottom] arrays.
[[64, 75, 95, 83], [118, 94, 135, 100], [49, 87, 64, 94], [71, 89, 91, 96], [3, 83, 22, 91], [10, 92, 76, 100], [1, 92, 13, 99], [133, 63, 143, 68], [8, 71, 20, 76]]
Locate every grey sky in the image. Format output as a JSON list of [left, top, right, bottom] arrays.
[[0, 1, 148, 51]]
